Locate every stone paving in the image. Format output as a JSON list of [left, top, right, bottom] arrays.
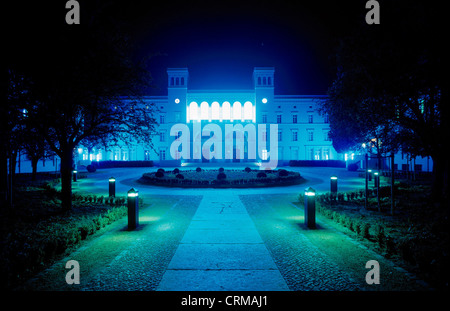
[[21, 167, 429, 291]]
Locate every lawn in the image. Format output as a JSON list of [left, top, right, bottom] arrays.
[[0, 174, 130, 290]]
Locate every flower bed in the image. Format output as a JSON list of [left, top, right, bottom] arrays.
[[138, 168, 305, 188]]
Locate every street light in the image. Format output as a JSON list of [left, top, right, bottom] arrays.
[[127, 188, 139, 230], [304, 187, 316, 229], [109, 177, 116, 197], [330, 176, 338, 193]]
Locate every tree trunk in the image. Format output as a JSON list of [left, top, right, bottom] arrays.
[[431, 153, 449, 204], [31, 158, 39, 181], [60, 148, 73, 211]]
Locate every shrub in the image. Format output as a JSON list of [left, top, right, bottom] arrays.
[[219, 167, 224, 173], [217, 172, 227, 180], [196, 167, 202, 172], [278, 169, 288, 177], [155, 171, 164, 178], [257, 172, 267, 178], [176, 174, 184, 179], [173, 168, 180, 174], [244, 167, 252, 173], [157, 168, 165, 174], [86, 165, 97, 173]]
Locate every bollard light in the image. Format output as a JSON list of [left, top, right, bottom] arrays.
[[73, 170, 77, 182], [304, 187, 316, 229], [330, 176, 338, 193], [374, 172, 379, 188], [109, 177, 116, 197], [368, 169, 372, 181], [127, 188, 139, 230]]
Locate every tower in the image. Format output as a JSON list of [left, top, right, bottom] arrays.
[[253, 67, 275, 123], [167, 68, 189, 123]]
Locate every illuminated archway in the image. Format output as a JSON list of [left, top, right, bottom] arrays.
[[200, 101, 209, 120], [233, 101, 242, 120], [243, 101, 253, 120], [189, 102, 199, 121], [211, 101, 220, 120], [222, 101, 231, 120]]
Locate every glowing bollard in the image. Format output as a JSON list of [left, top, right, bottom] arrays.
[[304, 187, 316, 229], [73, 170, 77, 182], [109, 177, 116, 197], [374, 171, 379, 188], [330, 176, 338, 193], [127, 188, 139, 230], [368, 169, 372, 181]]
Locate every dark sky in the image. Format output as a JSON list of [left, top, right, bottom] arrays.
[[6, 0, 379, 95]]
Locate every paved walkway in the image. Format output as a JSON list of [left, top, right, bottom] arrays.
[[157, 193, 289, 290], [22, 167, 429, 291]]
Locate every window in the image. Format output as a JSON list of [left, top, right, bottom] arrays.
[[243, 101, 253, 120], [258, 77, 261, 85], [308, 131, 314, 141], [189, 102, 199, 121], [160, 114, 165, 124], [324, 114, 329, 123], [201, 101, 209, 120], [180, 77, 184, 85], [293, 114, 297, 124], [159, 149, 166, 161], [175, 77, 179, 85], [324, 131, 331, 141], [262, 149, 268, 161], [263, 77, 267, 85], [308, 114, 313, 123], [211, 102, 220, 120], [262, 114, 267, 123], [262, 131, 267, 141], [268, 77, 271, 85], [222, 102, 231, 120], [160, 131, 166, 142], [170, 77, 174, 86], [233, 101, 242, 120], [278, 130, 282, 142], [277, 114, 282, 124], [292, 131, 298, 142]]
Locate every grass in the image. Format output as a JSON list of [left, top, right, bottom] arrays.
[[295, 180, 449, 290], [0, 174, 130, 290]]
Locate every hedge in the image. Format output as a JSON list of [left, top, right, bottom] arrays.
[[91, 160, 154, 168], [289, 160, 346, 167]]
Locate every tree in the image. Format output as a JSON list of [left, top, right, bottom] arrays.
[[321, 1, 447, 201], [20, 6, 157, 210]]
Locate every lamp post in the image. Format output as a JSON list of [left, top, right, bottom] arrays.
[[304, 187, 316, 229], [330, 176, 338, 193], [109, 177, 116, 197], [127, 188, 139, 230]]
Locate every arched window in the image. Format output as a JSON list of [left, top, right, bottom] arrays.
[[263, 77, 267, 85], [176, 77, 179, 85], [200, 101, 209, 120], [180, 77, 184, 85], [268, 77, 271, 85], [189, 102, 199, 121], [243, 101, 253, 120], [233, 101, 242, 120], [170, 77, 174, 86], [257, 77, 261, 85], [211, 102, 220, 120], [222, 101, 231, 120]]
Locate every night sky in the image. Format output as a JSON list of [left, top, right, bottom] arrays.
[[7, 0, 415, 95]]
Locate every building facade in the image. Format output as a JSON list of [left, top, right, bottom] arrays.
[[14, 67, 433, 172]]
